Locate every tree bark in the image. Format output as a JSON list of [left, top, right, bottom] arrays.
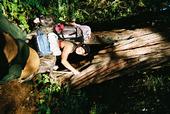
[[43, 26, 170, 89]]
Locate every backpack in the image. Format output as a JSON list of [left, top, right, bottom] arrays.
[[35, 29, 52, 56], [54, 23, 84, 43]]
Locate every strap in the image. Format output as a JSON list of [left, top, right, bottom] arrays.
[[11, 39, 29, 69], [75, 26, 84, 39], [0, 37, 9, 79], [56, 25, 84, 43]]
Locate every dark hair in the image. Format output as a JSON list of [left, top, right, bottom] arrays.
[[81, 44, 90, 55]]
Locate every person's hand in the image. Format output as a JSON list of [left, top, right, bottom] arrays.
[[73, 70, 80, 75]]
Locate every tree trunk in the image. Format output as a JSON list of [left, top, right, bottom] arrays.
[[44, 26, 170, 89]]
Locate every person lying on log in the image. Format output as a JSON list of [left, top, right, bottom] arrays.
[[48, 32, 90, 75]]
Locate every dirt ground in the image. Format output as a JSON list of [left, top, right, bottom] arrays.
[[0, 80, 37, 114]]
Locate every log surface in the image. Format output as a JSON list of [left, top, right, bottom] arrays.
[[39, 26, 170, 89]]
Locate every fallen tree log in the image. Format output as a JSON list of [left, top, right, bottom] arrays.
[[48, 25, 170, 89]]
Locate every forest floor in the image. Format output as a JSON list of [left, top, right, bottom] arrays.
[[0, 80, 37, 114]]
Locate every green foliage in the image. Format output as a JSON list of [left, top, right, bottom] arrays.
[[76, 0, 145, 23], [0, 14, 27, 39], [74, 0, 170, 24], [35, 74, 61, 114], [0, 0, 31, 32], [122, 69, 170, 112], [34, 73, 89, 114], [57, 2, 68, 22], [34, 65, 170, 113], [90, 103, 109, 114], [1, 0, 169, 30], [23, 0, 49, 16]]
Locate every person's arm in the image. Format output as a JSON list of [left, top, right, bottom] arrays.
[[61, 42, 80, 75]]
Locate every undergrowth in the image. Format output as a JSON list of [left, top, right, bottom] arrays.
[[34, 64, 170, 114]]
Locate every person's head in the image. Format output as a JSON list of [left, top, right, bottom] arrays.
[[75, 44, 90, 56]]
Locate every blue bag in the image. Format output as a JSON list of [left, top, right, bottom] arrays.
[[36, 29, 51, 56]]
